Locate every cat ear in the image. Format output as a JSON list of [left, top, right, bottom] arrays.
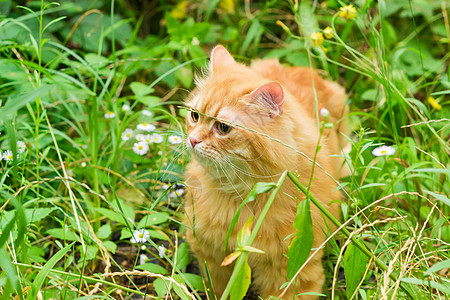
[[249, 82, 284, 117], [210, 45, 236, 72]]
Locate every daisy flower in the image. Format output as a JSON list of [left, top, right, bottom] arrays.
[[130, 229, 150, 244], [372, 145, 396, 157], [142, 110, 153, 117], [169, 188, 185, 198], [151, 133, 164, 144], [104, 111, 115, 119], [168, 135, 183, 145], [137, 122, 156, 132], [121, 128, 133, 141], [143, 134, 154, 144], [158, 245, 166, 258], [339, 4, 357, 20], [16, 141, 26, 153], [133, 142, 149, 155], [3, 150, 13, 161], [139, 254, 149, 265], [135, 134, 146, 142], [122, 104, 131, 112]]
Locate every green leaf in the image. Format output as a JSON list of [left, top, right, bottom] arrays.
[[237, 216, 253, 248], [138, 213, 169, 228], [180, 273, 205, 292], [401, 277, 450, 295], [28, 243, 73, 300], [136, 263, 169, 275], [230, 257, 251, 300], [343, 242, 368, 299], [173, 274, 190, 300], [287, 198, 313, 280], [148, 230, 170, 241], [47, 228, 79, 241], [424, 190, 450, 207], [95, 208, 129, 226], [175, 243, 191, 271], [153, 277, 169, 297], [25, 208, 56, 223], [0, 248, 18, 290], [424, 259, 450, 275], [224, 182, 276, 252], [96, 224, 112, 240], [130, 81, 154, 97], [0, 85, 51, 120], [102, 241, 117, 254]]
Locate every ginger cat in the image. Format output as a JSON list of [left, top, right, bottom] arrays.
[[184, 45, 349, 299]]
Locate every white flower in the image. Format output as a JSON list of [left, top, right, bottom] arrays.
[[139, 254, 149, 265], [122, 104, 131, 111], [143, 134, 153, 144], [168, 135, 183, 144], [133, 142, 149, 155], [158, 151, 163, 156], [130, 229, 150, 244], [16, 141, 26, 153], [79, 144, 88, 149], [372, 145, 396, 157], [104, 111, 115, 119], [191, 37, 200, 46], [135, 134, 146, 142], [175, 188, 184, 196], [169, 188, 184, 198], [142, 110, 153, 117], [137, 122, 156, 132], [158, 245, 166, 258], [121, 128, 133, 141], [3, 150, 13, 161], [161, 184, 169, 190], [81, 162, 87, 167], [152, 133, 164, 144], [320, 108, 330, 118]]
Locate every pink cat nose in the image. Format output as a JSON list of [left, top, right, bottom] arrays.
[[189, 137, 201, 148]]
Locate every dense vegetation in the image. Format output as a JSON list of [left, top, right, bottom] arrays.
[[0, 0, 449, 299]]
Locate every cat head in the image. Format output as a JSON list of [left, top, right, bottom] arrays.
[[185, 45, 295, 178]]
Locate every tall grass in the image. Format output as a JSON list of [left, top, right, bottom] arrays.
[[0, 0, 449, 299]]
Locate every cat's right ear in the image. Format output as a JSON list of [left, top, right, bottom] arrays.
[[250, 82, 284, 117], [210, 45, 236, 72]]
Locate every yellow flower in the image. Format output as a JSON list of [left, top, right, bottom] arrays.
[[310, 32, 324, 47], [323, 26, 334, 39], [339, 4, 357, 20], [428, 96, 442, 110]]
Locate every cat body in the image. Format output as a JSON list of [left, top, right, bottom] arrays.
[[184, 45, 348, 299]]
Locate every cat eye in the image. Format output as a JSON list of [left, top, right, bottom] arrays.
[[191, 111, 199, 122], [215, 122, 232, 135]]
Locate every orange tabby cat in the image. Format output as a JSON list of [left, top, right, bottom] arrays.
[[184, 45, 349, 299]]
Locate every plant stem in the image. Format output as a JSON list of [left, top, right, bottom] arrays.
[[220, 171, 288, 300], [286, 171, 417, 299]]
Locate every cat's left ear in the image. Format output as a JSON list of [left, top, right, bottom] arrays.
[[210, 45, 236, 72], [250, 82, 284, 117]]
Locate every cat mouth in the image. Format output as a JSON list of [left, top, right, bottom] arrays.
[[190, 146, 221, 162]]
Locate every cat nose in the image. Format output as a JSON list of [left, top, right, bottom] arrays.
[[189, 137, 201, 148]]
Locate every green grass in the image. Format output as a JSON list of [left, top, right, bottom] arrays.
[[0, 0, 449, 299]]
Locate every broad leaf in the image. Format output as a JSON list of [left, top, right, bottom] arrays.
[[343, 242, 368, 299], [287, 198, 313, 280], [230, 257, 251, 300]]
